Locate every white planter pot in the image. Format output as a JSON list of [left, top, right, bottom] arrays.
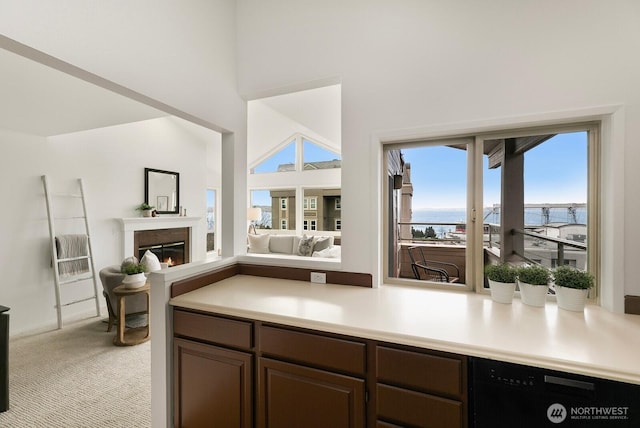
[[488, 279, 516, 304], [141, 209, 152, 217], [519, 281, 548, 307], [555, 286, 588, 312], [122, 272, 147, 289]]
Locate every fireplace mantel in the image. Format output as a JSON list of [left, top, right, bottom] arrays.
[[119, 216, 202, 260]]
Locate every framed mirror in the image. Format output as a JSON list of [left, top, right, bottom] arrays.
[[145, 168, 180, 214]]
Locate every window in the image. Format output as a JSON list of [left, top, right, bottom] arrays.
[[303, 139, 341, 170], [335, 219, 341, 230], [247, 84, 342, 256], [206, 189, 217, 252], [303, 197, 317, 210], [251, 140, 296, 174], [384, 123, 599, 300], [335, 198, 341, 210]]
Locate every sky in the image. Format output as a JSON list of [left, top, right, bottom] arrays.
[[250, 139, 342, 206], [252, 139, 341, 174], [403, 131, 588, 210]]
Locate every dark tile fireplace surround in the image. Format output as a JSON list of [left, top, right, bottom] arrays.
[[134, 227, 190, 267]]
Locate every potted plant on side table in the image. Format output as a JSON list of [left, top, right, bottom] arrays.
[[485, 263, 518, 304], [553, 265, 594, 312], [136, 203, 155, 217], [121, 262, 147, 289], [517, 264, 551, 307]]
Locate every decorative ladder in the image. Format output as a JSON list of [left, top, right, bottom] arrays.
[[42, 176, 101, 329]]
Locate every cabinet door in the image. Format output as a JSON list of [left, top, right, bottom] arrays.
[[259, 358, 365, 428], [174, 338, 252, 428]]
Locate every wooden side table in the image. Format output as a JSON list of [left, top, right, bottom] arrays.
[[113, 283, 150, 346]]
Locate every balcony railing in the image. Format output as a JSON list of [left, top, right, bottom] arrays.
[[512, 228, 587, 270], [397, 222, 588, 273], [397, 222, 495, 245]]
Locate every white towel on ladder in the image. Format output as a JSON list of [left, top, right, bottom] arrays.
[[55, 234, 89, 276]]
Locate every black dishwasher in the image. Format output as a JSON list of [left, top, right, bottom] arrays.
[[470, 357, 640, 427]]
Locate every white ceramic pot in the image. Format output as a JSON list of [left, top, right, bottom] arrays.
[[555, 285, 589, 311], [488, 279, 516, 304], [519, 281, 548, 307], [122, 272, 147, 289], [141, 209, 152, 218]]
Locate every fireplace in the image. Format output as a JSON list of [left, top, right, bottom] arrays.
[[120, 216, 200, 265], [134, 227, 190, 267]]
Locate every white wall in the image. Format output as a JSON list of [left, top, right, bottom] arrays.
[[0, 117, 218, 335], [248, 100, 339, 167], [0, 0, 248, 319], [0, 0, 244, 133], [237, 1, 640, 306]]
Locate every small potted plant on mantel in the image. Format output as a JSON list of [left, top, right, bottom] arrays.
[[517, 264, 551, 307], [553, 265, 594, 312], [135, 203, 155, 218], [485, 262, 518, 304], [121, 262, 147, 289]]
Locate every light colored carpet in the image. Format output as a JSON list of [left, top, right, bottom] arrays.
[[0, 317, 150, 427]]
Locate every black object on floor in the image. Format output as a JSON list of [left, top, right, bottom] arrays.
[[0, 305, 9, 413]]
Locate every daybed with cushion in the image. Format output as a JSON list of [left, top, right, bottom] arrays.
[[247, 234, 340, 258]]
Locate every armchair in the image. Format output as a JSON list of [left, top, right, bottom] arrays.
[[99, 266, 149, 332], [407, 246, 460, 283]]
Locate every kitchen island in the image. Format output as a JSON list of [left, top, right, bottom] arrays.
[[161, 273, 640, 427]]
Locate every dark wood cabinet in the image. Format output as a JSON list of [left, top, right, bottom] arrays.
[[376, 346, 468, 428], [173, 310, 254, 428], [173, 338, 253, 428], [172, 308, 468, 428], [259, 357, 365, 428]]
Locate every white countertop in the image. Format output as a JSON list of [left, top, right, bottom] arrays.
[[169, 275, 640, 384]]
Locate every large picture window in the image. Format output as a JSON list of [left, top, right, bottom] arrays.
[[384, 123, 599, 301], [247, 84, 342, 258]]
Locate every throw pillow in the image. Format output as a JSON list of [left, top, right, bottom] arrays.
[[312, 236, 333, 253], [269, 235, 295, 254], [248, 234, 270, 253], [141, 250, 161, 272], [297, 234, 314, 257]]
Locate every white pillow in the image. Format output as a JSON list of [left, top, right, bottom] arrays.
[[312, 246, 341, 259], [248, 234, 270, 253], [269, 235, 295, 254], [140, 250, 161, 272]]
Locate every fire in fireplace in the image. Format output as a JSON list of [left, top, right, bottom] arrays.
[[134, 227, 190, 267], [138, 241, 185, 266]]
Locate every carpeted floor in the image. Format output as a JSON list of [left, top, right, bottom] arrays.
[[0, 317, 150, 427]]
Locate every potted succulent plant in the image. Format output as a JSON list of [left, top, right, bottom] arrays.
[[485, 263, 518, 304], [517, 264, 551, 307], [121, 262, 147, 289], [135, 203, 155, 217], [553, 265, 594, 311]]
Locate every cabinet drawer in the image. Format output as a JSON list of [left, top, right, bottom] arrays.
[[173, 309, 253, 349], [377, 384, 463, 428], [260, 325, 366, 375], [377, 346, 463, 398]]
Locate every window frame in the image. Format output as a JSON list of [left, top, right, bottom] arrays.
[[382, 122, 601, 302]]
